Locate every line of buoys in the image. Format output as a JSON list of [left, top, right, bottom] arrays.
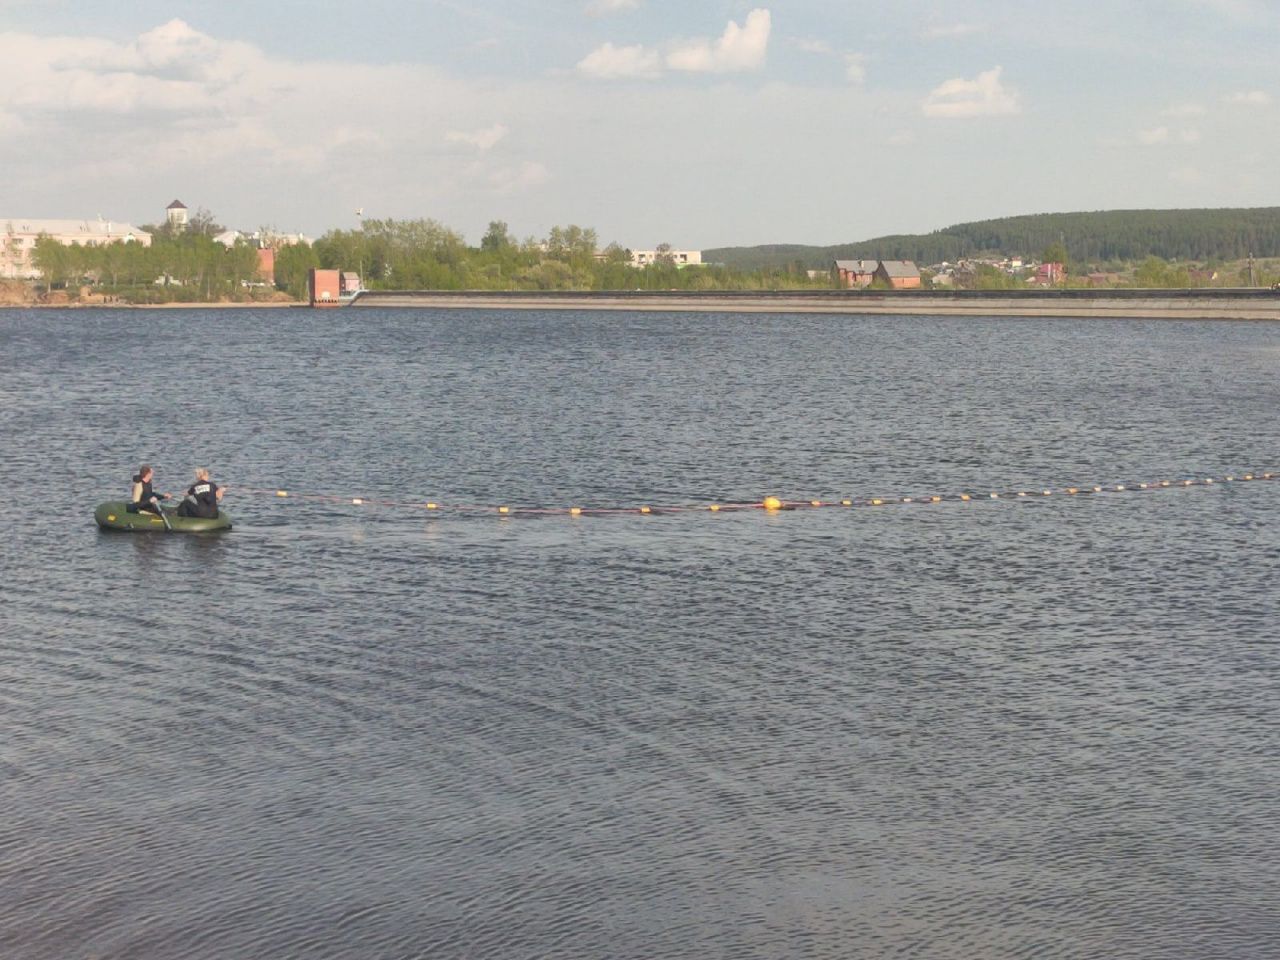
[[231, 471, 1277, 520]]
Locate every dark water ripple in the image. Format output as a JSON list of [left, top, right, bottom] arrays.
[[1, 308, 1278, 959]]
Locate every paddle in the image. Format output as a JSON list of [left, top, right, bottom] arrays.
[[155, 495, 173, 532]]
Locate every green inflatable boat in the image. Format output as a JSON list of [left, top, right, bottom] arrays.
[[94, 501, 233, 533]]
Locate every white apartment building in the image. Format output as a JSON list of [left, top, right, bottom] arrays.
[[630, 249, 703, 268], [1, 219, 152, 279]]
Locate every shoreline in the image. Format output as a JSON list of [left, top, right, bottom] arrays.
[[4, 291, 1279, 320], [351, 290, 1280, 321]]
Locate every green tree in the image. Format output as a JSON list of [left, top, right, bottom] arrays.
[[31, 236, 69, 291], [481, 220, 513, 253], [275, 243, 321, 299]]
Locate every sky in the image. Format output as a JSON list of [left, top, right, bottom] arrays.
[[1, 0, 1277, 248]]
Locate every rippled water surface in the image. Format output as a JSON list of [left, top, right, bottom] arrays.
[[2, 308, 1278, 959]]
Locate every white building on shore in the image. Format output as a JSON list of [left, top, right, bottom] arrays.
[[1, 218, 152, 279], [630, 249, 702, 268]]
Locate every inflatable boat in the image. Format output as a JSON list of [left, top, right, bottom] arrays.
[[94, 501, 233, 533]]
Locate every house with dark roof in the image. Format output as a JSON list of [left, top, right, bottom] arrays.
[[873, 260, 921, 289], [166, 199, 188, 229]]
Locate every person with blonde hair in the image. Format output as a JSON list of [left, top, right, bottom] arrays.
[[177, 467, 225, 519]]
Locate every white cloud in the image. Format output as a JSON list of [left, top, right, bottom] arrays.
[[1185, 0, 1265, 19], [1225, 90, 1271, 106], [886, 131, 916, 146], [923, 22, 983, 39], [1162, 101, 1206, 117], [576, 41, 662, 79], [1169, 165, 1203, 185], [1136, 127, 1200, 145], [921, 66, 1019, 118], [488, 160, 549, 193], [585, 0, 641, 15], [445, 123, 509, 151], [844, 53, 866, 85], [0, 18, 558, 227], [666, 9, 771, 74], [790, 37, 833, 56]]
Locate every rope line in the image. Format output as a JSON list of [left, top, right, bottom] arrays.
[[231, 471, 1277, 519]]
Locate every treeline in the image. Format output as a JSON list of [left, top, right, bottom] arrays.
[[32, 232, 266, 302], [706, 207, 1280, 270], [33, 216, 829, 302], [272, 219, 827, 299]]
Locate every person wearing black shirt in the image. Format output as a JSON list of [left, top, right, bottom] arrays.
[[128, 464, 170, 515], [177, 468, 225, 519]]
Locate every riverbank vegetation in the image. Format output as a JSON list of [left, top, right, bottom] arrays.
[[708, 207, 1280, 271], [14, 209, 1280, 304]]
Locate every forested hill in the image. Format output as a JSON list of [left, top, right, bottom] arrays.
[[705, 208, 1280, 269]]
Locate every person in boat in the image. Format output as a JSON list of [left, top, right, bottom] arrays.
[[128, 464, 171, 515], [177, 468, 225, 519]]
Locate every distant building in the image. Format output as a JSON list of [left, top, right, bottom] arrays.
[[833, 259, 878, 288], [166, 199, 188, 229], [1029, 262, 1066, 286], [214, 229, 312, 249], [1, 218, 151, 279], [631, 249, 702, 268], [873, 260, 922, 289], [257, 248, 275, 286]]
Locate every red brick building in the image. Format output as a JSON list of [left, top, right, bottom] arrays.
[[873, 260, 922, 289], [833, 259, 878, 288]]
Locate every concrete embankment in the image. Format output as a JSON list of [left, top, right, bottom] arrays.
[[350, 289, 1280, 320]]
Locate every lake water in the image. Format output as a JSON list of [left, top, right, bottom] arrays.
[[1, 308, 1278, 959]]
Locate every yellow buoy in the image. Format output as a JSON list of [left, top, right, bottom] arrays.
[[841, 499, 853, 507], [498, 506, 510, 514], [931, 496, 942, 503], [810, 500, 822, 508], [709, 504, 720, 512], [990, 493, 999, 499], [640, 506, 651, 514], [426, 502, 438, 510], [276, 490, 289, 497], [762, 496, 782, 510], [570, 507, 582, 516], [871, 498, 883, 506], [352, 498, 364, 505], [1066, 488, 1078, 495], [960, 494, 971, 501]]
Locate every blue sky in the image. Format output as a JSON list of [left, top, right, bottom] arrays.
[[1, 1, 1276, 247]]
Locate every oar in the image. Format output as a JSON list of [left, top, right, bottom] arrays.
[[155, 496, 173, 532]]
